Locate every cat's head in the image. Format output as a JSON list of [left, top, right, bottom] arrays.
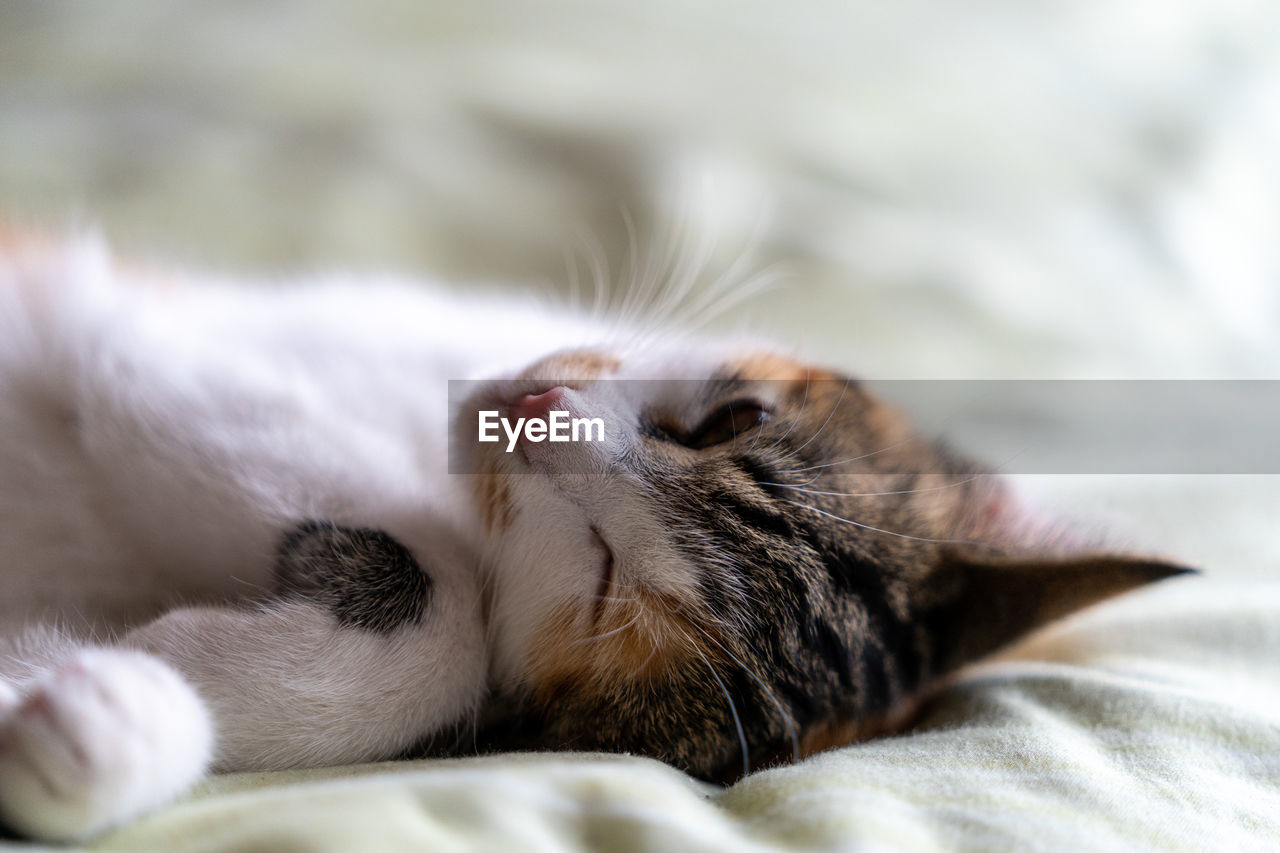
[[455, 345, 1190, 782]]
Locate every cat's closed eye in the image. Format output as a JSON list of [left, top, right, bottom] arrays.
[[678, 399, 772, 449]]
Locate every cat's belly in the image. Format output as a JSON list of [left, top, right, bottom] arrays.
[[0, 234, 601, 636], [0, 365, 464, 635], [0, 267, 456, 634]]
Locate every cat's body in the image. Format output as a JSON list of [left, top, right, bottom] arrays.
[[0, 231, 1188, 840]]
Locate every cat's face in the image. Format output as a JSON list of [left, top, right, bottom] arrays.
[[456, 345, 1186, 781]]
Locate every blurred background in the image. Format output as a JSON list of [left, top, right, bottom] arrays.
[[5, 0, 1280, 377], [2, 1, 1278, 569]]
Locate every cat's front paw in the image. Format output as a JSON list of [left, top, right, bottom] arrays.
[[0, 648, 212, 841]]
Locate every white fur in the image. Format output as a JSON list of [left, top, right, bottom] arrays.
[[0, 649, 211, 841], [0, 235, 591, 837], [0, 233, 768, 839]]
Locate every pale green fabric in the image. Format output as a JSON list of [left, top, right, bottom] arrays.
[[3, 1, 1279, 850], [49, 580, 1273, 852]]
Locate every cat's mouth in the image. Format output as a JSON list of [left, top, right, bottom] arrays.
[[589, 524, 615, 618]]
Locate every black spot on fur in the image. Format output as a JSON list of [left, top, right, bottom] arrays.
[[274, 520, 432, 633]]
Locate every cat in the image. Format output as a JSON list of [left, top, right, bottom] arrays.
[[0, 228, 1190, 841]]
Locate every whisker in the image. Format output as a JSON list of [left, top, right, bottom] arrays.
[[643, 196, 712, 333], [672, 207, 719, 313], [478, 547, 505, 655], [783, 500, 987, 546], [627, 208, 680, 336], [763, 473, 989, 500], [667, 194, 770, 330], [573, 226, 611, 326], [629, 202, 686, 342], [691, 639, 750, 779], [787, 438, 916, 474], [673, 265, 782, 331], [628, 641, 662, 680], [761, 368, 811, 454], [616, 205, 643, 327], [690, 623, 800, 765], [572, 610, 643, 645], [633, 211, 666, 325], [563, 244, 582, 313], [778, 377, 850, 461]]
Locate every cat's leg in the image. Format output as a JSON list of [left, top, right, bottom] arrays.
[[0, 577, 484, 841], [124, 590, 487, 772], [0, 519, 485, 841], [120, 520, 491, 773], [0, 633, 212, 841]]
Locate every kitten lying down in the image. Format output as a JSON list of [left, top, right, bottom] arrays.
[[0, 230, 1190, 841]]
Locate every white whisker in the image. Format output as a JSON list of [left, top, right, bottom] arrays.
[[783, 500, 986, 546], [674, 265, 783, 331], [573, 610, 643, 645], [572, 226, 611, 325], [779, 377, 851, 461], [594, 594, 638, 604], [563, 244, 582, 313], [787, 438, 916, 474], [691, 638, 750, 778], [764, 473, 988, 500], [690, 623, 800, 764], [628, 641, 662, 680], [762, 369, 812, 453]]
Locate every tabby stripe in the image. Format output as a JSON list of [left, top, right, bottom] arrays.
[[858, 640, 892, 712], [705, 488, 794, 540], [805, 618, 856, 692], [731, 454, 789, 498], [800, 529, 922, 703]]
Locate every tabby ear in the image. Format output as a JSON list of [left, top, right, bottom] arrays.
[[918, 547, 1196, 676]]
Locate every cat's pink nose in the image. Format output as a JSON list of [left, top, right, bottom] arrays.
[[509, 387, 567, 422]]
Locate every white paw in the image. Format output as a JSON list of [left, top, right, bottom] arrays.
[[0, 648, 212, 841]]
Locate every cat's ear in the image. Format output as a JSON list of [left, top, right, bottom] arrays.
[[916, 547, 1196, 675]]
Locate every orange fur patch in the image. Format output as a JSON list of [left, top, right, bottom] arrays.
[[472, 453, 514, 532], [732, 352, 831, 384], [525, 587, 707, 702]]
